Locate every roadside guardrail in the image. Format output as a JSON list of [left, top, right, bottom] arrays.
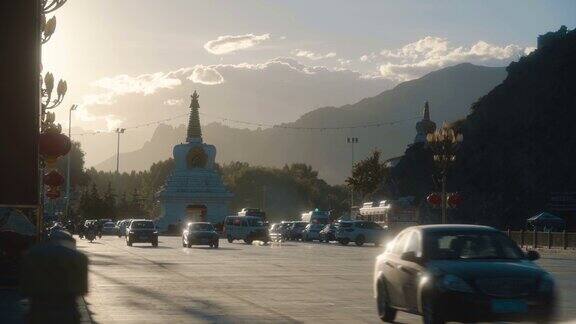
[[506, 230, 576, 249]]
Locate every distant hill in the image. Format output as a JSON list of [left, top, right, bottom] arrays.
[[95, 63, 507, 183]]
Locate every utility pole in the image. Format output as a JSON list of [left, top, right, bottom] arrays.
[[65, 104, 77, 221], [347, 137, 358, 218], [115, 128, 126, 174], [115, 128, 126, 215]]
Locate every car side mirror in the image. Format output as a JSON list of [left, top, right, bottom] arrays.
[[401, 251, 421, 263], [526, 250, 540, 261]]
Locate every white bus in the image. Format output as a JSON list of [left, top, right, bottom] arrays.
[[357, 200, 418, 233]]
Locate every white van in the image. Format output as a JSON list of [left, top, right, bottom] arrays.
[[301, 209, 330, 225], [224, 216, 269, 244]]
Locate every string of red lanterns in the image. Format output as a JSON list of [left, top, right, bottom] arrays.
[[39, 126, 71, 200], [426, 192, 463, 209]]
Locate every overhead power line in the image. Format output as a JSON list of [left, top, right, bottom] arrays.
[[70, 110, 419, 136]]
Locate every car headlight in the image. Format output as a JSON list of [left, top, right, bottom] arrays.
[[539, 273, 555, 292], [440, 274, 475, 293]]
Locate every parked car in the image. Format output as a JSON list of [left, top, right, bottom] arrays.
[[126, 219, 158, 247], [302, 223, 324, 241], [224, 215, 269, 244], [269, 223, 284, 242], [335, 220, 386, 246], [182, 222, 219, 248], [101, 221, 117, 235], [373, 225, 556, 323], [279, 221, 293, 239], [319, 223, 336, 242], [288, 221, 308, 241], [115, 219, 130, 237]]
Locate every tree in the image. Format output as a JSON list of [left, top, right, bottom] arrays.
[[103, 181, 116, 218], [346, 150, 388, 200]]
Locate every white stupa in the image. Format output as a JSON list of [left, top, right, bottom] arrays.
[[155, 91, 233, 231]]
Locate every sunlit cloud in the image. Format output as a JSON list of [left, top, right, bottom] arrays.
[[188, 66, 224, 85], [377, 36, 532, 81], [204, 33, 271, 55], [359, 52, 378, 62], [92, 72, 181, 96], [164, 98, 184, 106], [292, 49, 337, 60]]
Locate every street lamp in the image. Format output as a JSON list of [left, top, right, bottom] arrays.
[[115, 128, 126, 174], [426, 126, 463, 223], [65, 104, 77, 220], [347, 137, 359, 217]]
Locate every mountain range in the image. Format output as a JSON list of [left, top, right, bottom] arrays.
[[94, 63, 507, 183]]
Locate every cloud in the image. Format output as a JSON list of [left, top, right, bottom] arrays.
[[292, 49, 337, 60], [360, 52, 378, 62], [81, 72, 183, 107], [204, 33, 270, 55], [77, 57, 395, 136], [377, 36, 531, 81], [164, 98, 183, 106], [338, 58, 352, 66], [188, 66, 224, 85], [91, 72, 181, 96]]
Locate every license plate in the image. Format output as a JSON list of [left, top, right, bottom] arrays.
[[491, 299, 528, 314]]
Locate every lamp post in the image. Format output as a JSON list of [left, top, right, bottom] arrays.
[[347, 137, 358, 217], [114, 128, 126, 204], [426, 126, 463, 223], [64, 104, 77, 221], [115, 128, 126, 174]]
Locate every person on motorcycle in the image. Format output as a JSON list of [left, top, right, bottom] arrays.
[[85, 223, 97, 242]]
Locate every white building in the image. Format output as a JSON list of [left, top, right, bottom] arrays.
[[155, 91, 233, 231]]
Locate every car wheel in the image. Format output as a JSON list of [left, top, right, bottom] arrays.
[[377, 281, 397, 323], [355, 235, 365, 246], [339, 238, 350, 245], [422, 295, 445, 324], [244, 238, 253, 244], [227, 236, 233, 243]]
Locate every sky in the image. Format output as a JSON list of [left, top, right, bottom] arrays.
[[42, 0, 576, 166]]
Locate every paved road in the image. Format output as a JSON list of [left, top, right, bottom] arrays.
[[77, 236, 576, 324]]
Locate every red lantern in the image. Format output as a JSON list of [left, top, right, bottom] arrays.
[[43, 170, 64, 187], [448, 193, 463, 207], [426, 193, 441, 206], [39, 130, 71, 168], [46, 187, 61, 199]]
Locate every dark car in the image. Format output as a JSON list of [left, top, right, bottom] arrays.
[[288, 221, 308, 241], [374, 225, 556, 324], [319, 223, 336, 242], [182, 222, 219, 248], [126, 219, 158, 247]]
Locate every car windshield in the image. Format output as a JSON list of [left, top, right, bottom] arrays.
[[191, 223, 214, 231], [424, 231, 525, 260], [131, 221, 154, 229]]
